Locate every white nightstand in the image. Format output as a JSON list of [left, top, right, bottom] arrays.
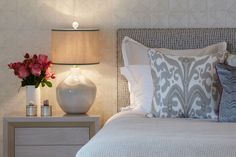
[[3, 114, 100, 157]]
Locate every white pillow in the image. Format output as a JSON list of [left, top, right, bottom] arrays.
[[122, 36, 227, 66], [120, 65, 153, 113], [122, 36, 149, 66]]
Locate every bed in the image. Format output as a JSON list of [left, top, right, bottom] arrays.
[[76, 28, 236, 157]]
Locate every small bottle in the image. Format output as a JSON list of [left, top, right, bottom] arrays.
[[41, 99, 52, 116], [26, 101, 37, 116]]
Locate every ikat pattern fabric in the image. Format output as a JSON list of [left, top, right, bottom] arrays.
[[216, 63, 236, 122], [148, 49, 227, 119]]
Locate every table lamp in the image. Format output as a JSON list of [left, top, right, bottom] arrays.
[[51, 28, 100, 114]]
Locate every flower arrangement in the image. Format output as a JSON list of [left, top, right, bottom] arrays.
[[8, 53, 56, 88]]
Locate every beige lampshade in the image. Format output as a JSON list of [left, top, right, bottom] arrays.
[[51, 28, 100, 65]]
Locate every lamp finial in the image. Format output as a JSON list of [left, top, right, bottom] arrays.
[[72, 21, 79, 30]]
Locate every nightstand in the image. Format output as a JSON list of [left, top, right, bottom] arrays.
[[3, 114, 100, 157]]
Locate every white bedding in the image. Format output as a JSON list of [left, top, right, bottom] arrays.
[[76, 111, 236, 157]]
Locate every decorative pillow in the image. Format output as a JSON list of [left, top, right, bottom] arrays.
[[122, 36, 227, 66], [148, 49, 227, 119], [120, 65, 153, 113], [216, 63, 236, 122]]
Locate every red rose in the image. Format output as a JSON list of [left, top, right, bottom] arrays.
[[44, 61, 52, 69], [33, 54, 37, 61], [38, 54, 48, 65], [24, 53, 30, 59], [8, 53, 55, 88], [8, 62, 21, 70], [31, 63, 41, 76], [18, 65, 30, 79]]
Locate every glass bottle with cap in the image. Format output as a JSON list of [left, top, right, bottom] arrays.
[[41, 99, 52, 116], [26, 101, 37, 116]]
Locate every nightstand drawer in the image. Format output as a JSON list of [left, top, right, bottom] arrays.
[[15, 127, 89, 145], [4, 115, 100, 157], [15, 146, 81, 157]]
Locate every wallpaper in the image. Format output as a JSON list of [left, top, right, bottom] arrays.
[[1, 0, 236, 155]]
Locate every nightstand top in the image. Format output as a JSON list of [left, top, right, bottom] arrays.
[[4, 113, 100, 123]]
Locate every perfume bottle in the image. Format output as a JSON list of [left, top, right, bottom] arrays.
[[26, 101, 37, 116], [41, 100, 52, 116]]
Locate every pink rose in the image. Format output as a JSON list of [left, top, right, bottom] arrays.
[[38, 54, 48, 65], [51, 74, 56, 79], [45, 68, 56, 79], [45, 68, 51, 79], [23, 58, 31, 66], [32, 54, 37, 62], [45, 68, 53, 79], [8, 62, 21, 70], [8, 53, 56, 88], [8, 62, 22, 76], [31, 63, 41, 76], [18, 65, 29, 79], [44, 61, 52, 69]]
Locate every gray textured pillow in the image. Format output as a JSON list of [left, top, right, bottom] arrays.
[[148, 49, 227, 119], [216, 63, 236, 122]]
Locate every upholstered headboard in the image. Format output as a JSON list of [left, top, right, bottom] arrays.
[[117, 28, 236, 111]]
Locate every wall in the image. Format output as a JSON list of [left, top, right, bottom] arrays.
[[1, 0, 236, 155]]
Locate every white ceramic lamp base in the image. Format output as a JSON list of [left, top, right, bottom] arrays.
[[56, 68, 96, 114]]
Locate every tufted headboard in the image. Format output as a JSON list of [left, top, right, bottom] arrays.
[[117, 28, 236, 111]]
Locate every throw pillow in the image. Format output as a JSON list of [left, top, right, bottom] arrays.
[[216, 63, 236, 122], [148, 49, 227, 119]]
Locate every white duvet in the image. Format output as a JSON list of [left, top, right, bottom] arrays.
[[76, 111, 236, 157]]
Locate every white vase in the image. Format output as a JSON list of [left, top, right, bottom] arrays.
[[26, 85, 41, 107]]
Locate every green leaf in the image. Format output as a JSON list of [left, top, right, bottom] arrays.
[[45, 80, 52, 87]]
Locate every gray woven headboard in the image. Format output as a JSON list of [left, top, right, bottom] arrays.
[[117, 28, 236, 111]]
